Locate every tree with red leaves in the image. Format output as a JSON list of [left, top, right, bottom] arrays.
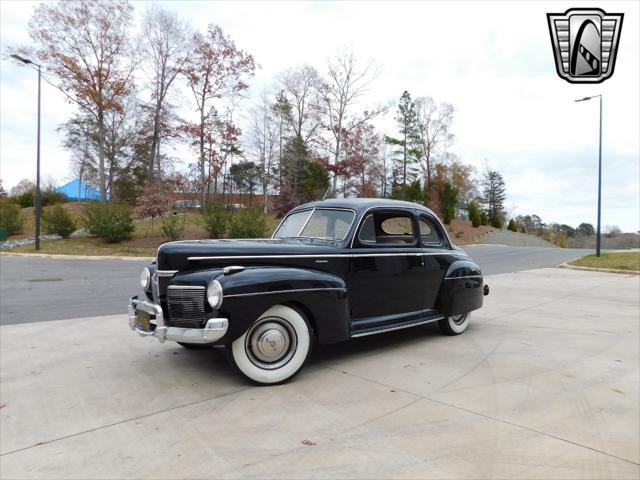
[[16, 0, 136, 202], [183, 25, 255, 205], [340, 121, 382, 197]]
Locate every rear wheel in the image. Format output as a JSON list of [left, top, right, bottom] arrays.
[[226, 305, 313, 385], [438, 313, 470, 336]]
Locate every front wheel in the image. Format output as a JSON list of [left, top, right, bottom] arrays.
[[226, 305, 313, 385], [438, 313, 470, 336]]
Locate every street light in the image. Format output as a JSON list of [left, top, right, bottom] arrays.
[[11, 54, 42, 251], [575, 94, 603, 257]]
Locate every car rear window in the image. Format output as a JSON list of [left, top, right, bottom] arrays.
[[357, 212, 416, 246], [419, 216, 443, 244]]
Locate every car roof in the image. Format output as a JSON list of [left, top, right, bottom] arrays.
[[292, 198, 438, 217]]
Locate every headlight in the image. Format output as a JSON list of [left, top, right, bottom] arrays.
[[140, 267, 151, 290], [207, 279, 223, 309]]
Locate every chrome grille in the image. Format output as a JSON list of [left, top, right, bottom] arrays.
[[167, 286, 206, 327]]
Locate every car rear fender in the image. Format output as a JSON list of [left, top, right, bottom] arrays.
[[436, 260, 484, 317]]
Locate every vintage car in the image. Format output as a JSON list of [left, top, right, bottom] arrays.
[[129, 198, 488, 385]]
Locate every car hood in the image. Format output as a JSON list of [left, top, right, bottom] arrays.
[[157, 238, 342, 271]]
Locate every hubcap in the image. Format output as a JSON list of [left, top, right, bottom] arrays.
[[246, 318, 297, 369], [452, 314, 467, 325]]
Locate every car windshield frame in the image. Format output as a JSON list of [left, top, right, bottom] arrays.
[[273, 207, 356, 242]]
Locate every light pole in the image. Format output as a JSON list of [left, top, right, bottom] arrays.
[[575, 94, 603, 257], [11, 54, 42, 251]]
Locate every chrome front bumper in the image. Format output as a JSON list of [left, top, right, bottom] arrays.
[[128, 297, 228, 344]]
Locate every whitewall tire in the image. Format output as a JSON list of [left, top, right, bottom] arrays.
[[438, 313, 470, 336], [227, 305, 312, 385]]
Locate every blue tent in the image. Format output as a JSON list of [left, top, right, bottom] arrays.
[[55, 179, 109, 201]]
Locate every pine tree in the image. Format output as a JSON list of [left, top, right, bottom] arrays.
[[386, 91, 421, 187], [482, 170, 507, 228]]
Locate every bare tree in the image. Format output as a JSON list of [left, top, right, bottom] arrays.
[[16, 0, 136, 201], [320, 48, 384, 193], [141, 5, 189, 180], [279, 65, 323, 147], [60, 96, 138, 200], [248, 93, 279, 213], [415, 96, 455, 197], [379, 139, 392, 197]]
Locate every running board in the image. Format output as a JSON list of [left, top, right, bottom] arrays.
[[350, 310, 444, 338]]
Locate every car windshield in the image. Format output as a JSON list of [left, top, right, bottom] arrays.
[[274, 209, 355, 241]]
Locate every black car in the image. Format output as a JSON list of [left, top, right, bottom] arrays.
[[129, 198, 488, 385]]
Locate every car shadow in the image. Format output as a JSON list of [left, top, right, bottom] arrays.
[[308, 323, 443, 366], [151, 323, 445, 385]]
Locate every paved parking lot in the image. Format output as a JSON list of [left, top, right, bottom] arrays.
[[1, 267, 638, 479], [0, 246, 589, 325]]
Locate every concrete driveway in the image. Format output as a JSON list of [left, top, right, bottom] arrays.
[[1, 268, 638, 479]]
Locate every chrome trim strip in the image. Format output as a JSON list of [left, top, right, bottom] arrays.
[[351, 316, 444, 338], [444, 275, 483, 280], [156, 270, 178, 277], [297, 208, 316, 236], [168, 285, 206, 290], [225, 287, 347, 298], [223, 265, 246, 275], [187, 252, 463, 261]]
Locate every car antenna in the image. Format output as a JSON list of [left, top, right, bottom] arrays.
[[321, 186, 332, 200]]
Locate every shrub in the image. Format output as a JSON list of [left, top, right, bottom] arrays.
[[468, 201, 481, 228], [42, 205, 76, 238], [439, 181, 459, 225], [391, 180, 423, 203], [507, 219, 517, 232], [455, 231, 464, 239], [13, 191, 35, 208], [12, 189, 67, 208], [161, 213, 185, 241], [480, 211, 488, 226], [82, 202, 134, 243], [490, 213, 503, 229], [40, 190, 67, 206], [229, 208, 267, 238], [0, 201, 24, 235], [201, 202, 230, 238]]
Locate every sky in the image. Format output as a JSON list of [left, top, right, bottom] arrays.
[[1, 0, 638, 231]]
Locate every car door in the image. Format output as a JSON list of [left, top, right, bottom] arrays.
[[348, 208, 427, 320], [417, 213, 449, 308]]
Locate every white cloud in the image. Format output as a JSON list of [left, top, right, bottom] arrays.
[[1, 0, 638, 230]]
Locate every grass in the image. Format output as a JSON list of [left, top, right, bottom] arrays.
[[6, 206, 282, 257], [569, 252, 640, 271], [6, 201, 494, 257], [8, 236, 156, 257]]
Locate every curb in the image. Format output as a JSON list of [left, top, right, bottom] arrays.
[[0, 252, 153, 261], [558, 262, 640, 275]]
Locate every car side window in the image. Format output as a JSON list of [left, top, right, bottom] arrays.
[[419, 215, 443, 245], [357, 211, 417, 247]]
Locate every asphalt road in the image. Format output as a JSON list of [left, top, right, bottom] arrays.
[[0, 246, 589, 325]]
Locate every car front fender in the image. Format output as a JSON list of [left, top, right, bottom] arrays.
[[216, 267, 350, 345]]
